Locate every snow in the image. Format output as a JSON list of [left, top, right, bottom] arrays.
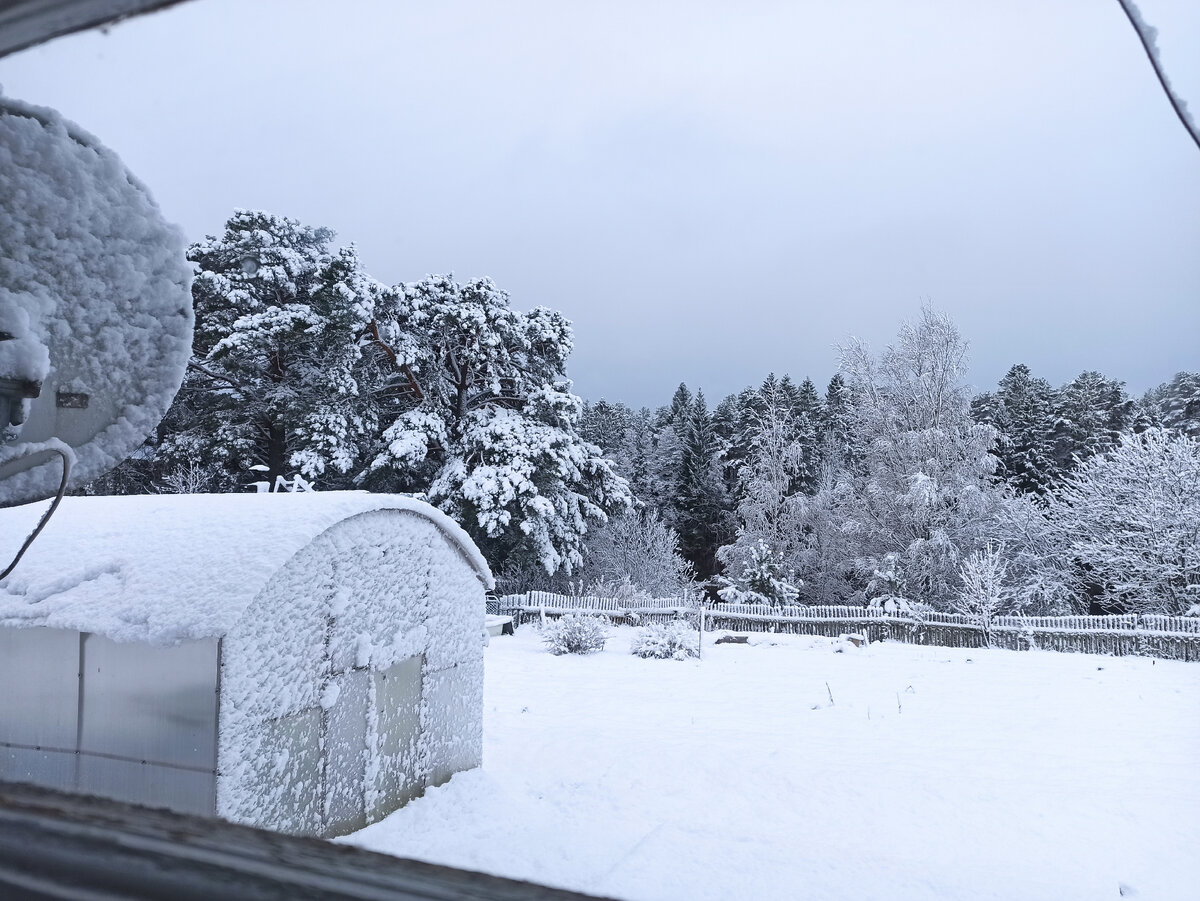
[[0, 491, 492, 645], [0, 95, 193, 504], [344, 627, 1200, 901], [0, 294, 49, 385]]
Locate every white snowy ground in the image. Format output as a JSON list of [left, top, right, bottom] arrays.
[[344, 627, 1200, 901]]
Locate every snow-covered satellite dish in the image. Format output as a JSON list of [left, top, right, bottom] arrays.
[[0, 96, 193, 506]]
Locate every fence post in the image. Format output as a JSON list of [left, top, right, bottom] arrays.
[[698, 603, 705, 660]]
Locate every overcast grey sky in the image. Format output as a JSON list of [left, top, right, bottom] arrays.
[[1, 0, 1196, 407]]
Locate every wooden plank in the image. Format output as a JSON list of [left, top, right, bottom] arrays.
[[0, 780, 609, 900]]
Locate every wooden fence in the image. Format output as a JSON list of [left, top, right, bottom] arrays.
[[495, 593, 1200, 662]]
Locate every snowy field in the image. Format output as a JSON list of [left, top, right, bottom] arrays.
[[345, 627, 1200, 901]]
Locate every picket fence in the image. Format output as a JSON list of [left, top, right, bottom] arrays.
[[492, 592, 1200, 662]]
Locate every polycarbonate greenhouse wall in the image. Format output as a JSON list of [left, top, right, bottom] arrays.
[[0, 624, 474, 836], [0, 627, 220, 815]]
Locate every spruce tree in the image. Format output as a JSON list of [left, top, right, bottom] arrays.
[[974, 364, 1056, 496], [1143, 372, 1200, 437], [674, 391, 734, 579], [1049, 371, 1134, 483]]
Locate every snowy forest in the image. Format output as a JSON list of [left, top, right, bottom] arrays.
[[92, 210, 1200, 619]]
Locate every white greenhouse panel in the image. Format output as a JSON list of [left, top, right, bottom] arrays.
[[79, 633, 218, 769], [76, 755, 215, 816], [0, 745, 76, 790], [422, 662, 483, 790], [369, 655, 424, 823], [323, 669, 369, 836], [0, 627, 80, 750], [247, 707, 323, 836]]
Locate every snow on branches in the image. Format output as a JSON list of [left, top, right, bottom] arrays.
[[1051, 428, 1200, 615], [178, 211, 387, 486], [791, 308, 1000, 610], [368, 275, 630, 575]]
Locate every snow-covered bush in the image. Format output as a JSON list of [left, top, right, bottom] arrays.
[[955, 542, 1018, 645], [542, 613, 609, 655], [630, 621, 699, 660], [865, 555, 926, 615], [718, 540, 800, 606]]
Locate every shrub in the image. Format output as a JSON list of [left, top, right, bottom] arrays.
[[954, 542, 1021, 647], [542, 613, 609, 655], [631, 620, 699, 660]]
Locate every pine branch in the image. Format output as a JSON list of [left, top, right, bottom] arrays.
[[366, 320, 424, 401], [187, 359, 246, 396]]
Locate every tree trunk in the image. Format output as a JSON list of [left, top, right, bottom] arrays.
[[267, 418, 287, 483]]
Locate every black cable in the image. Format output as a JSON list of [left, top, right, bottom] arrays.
[[0, 446, 72, 580]]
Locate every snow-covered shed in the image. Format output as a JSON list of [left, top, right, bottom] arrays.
[[0, 491, 491, 837]]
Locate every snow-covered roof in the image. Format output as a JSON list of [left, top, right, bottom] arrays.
[[0, 491, 493, 645]]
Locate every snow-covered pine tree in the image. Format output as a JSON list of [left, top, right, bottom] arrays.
[[365, 275, 630, 576], [642, 386, 691, 530], [580, 399, 635, 455], [717, 374, 811, 591], [614, 406, 658, 507], [718, 539, 800, 606], [821, 372, 854, 471], [668, 383, 694, 425], [1049, 371, 1134, 484], [673, 390, 735, 580], [711, 390, 747, 501], [792, 375, 825, 489], [794, 377, 824, 424], [973, 363, 1057, 497], [165, 210, 386, 488], [1142, 372, 1200, 437]]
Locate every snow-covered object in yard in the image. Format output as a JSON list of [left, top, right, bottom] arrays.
[[0, 491, 490, 838], [0, 96, 193, 505], [541, 612, 608, 655], [629, 620, 699, 660]]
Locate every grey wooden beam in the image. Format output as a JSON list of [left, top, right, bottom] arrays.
[[0, 781, 609, 900]]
